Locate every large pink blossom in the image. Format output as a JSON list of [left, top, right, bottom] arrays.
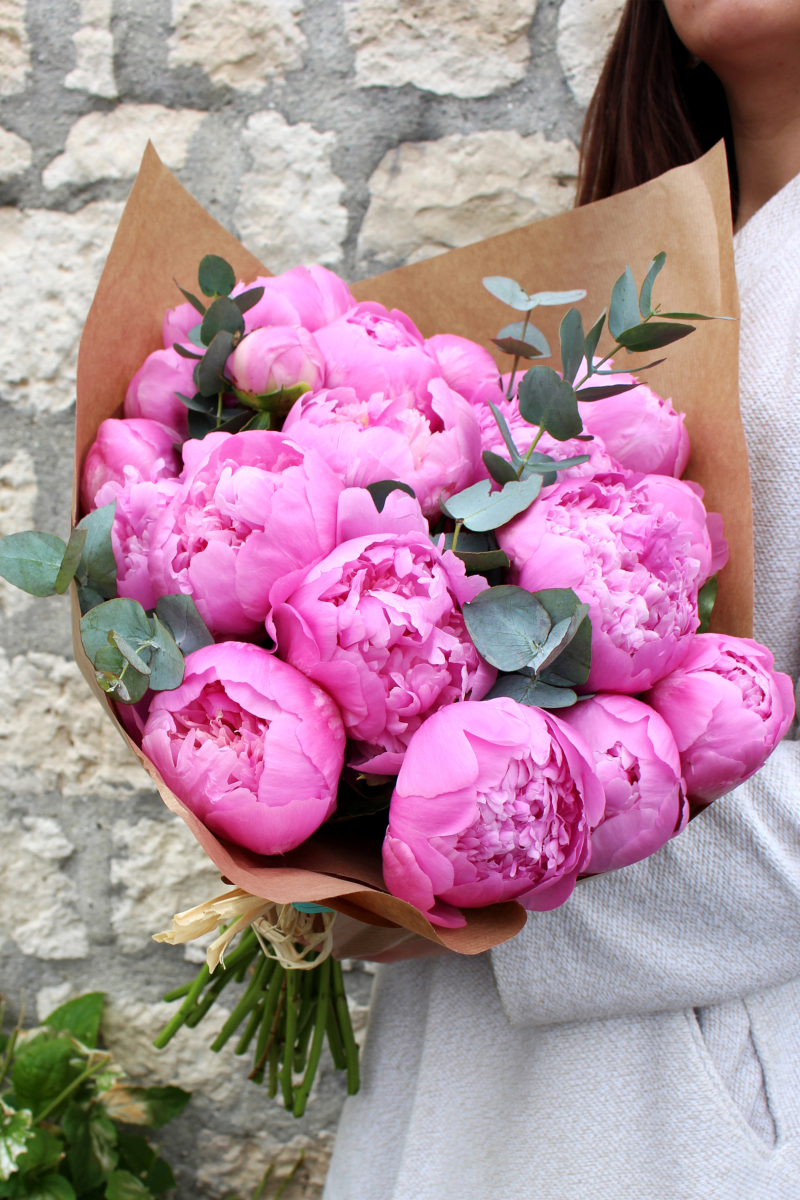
[[81, 418, 180, 513], [95, 474, 181, 610], [382, 698, 605, 926], [425, 334, 501, 404], [313, 302, 443, 420], [269, 528, 495, 776], [124, 348, 196, 440], [231, 265, 356, 334], [498, 473, 727, 693], [645, 633, 795, 802], [560, 694, 688, 873], [577, 367, 690, 477], [148, 432, 345, 638], [283, 378, 482, 519], [229, 325, 325, 399], [142, 642, 345, 856]]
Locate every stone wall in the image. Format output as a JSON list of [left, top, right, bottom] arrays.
[[0, 1, 622, 1194]]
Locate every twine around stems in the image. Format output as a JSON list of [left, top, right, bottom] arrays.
[[153, 887, 336, 972]]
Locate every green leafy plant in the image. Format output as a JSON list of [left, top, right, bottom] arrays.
[[0, 994, 190, 1199]]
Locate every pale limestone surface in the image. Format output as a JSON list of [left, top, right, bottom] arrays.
[[168, 0, 307, 92], [0, 201, 122, 412], [196, 1132, 332, 1199], [0, 649, 143, 798], [235, 110, 347, 272], [0, 816, 89, 959], [0, 124, 30, 180], [358, 129, 578, 268], [344, 0, 538, 98], [109, 816, 227, 955], [0, 450, 36, 618], [0, 0, 29, 96], [557, 0, 624, 108], [64, 0, 117, 99], [43, 104, 206, 190]]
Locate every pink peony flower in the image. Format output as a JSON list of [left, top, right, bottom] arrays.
[[577, 368, 690, 477], [124, 348, 197, 440], [142, 641, 345, 856], [283, 378, 482, 520], [229, 325, 325, 400], [95, 474, 181, 610], [148, 431, 345, 638], [498, 473, 725, 693], [645, 633, 795, 803], [162, 301, 200, 348], [382, 698, 605, 926], [425, 334, 501, 404], [81, 418, 180, 513], [313, 302, 442, 420], [559, 694, 688, 873], [231, 266, 356, 334], [269, 528, 496, 776]]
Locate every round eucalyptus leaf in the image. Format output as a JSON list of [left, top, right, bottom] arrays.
[[198, 254, 236, 298], [0, 531, 65, 596], [462, 584, 552, 672]]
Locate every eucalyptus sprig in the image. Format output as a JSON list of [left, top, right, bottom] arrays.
[[482, 276, 587, 399]]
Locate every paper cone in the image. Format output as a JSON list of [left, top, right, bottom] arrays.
[[71, 140, 751, 952]]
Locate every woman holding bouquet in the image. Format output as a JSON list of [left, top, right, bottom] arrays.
[[324, 2, 800, 1197]]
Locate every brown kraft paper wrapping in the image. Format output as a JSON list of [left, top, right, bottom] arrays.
[[70, 140, 751, 952]]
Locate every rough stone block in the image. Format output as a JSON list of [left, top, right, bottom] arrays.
[[168, 0, 307, 92], [43, 104, 206, 190], [64, 0, 117, 98], [557, 0, 625, 108], [358, 129, 578, 269], [0, 816, 89, 959], [0, 201, 123, 412], [235, 110, 347, 272], [0, 449, 37, 619], [0, 125, 31, 181], [343, 0, 538, 98], [0, 0, 29, 96]]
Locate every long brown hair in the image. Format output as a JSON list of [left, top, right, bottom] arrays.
[[576, 0, 737, 214]]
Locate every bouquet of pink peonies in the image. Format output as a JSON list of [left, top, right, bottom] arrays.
[[0, 143, 793, 1116]]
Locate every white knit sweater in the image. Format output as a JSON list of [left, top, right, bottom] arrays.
[[323, 172, 800, 1200]]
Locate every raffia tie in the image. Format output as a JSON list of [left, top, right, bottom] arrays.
[[153, 887, 336, 972]]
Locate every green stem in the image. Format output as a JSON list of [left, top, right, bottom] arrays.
[[185, 941, 261, 1029], [517, 426, 545, 479], [249, 966, 286, 1081], [331, 960, 360, 1096], [274, 1152, 304, 1200], [0, 1027, 18, 1091], [210, 954, 272, 1052], [325, 1005, 346, 1071], [268, 1038, 280, 1098], [250, 1162, 275, 1200], [280, 970, 299, 1111], [294, 960, 331, 1117], [154, 964, 210, 1048], [161, 982, 192, 1003], [35, 1054, 111, 1125], [235, 998, 263, 1057], [216, 391, 224, 428], [450, 521, 463, 554], [573, 345, 619, 390], [505, 311, 530, 400]]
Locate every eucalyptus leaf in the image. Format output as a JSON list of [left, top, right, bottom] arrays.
[[639, 251, 666, 318], [533, 588, 592, 686], [232, 285, 265, 314], [174, 280, 205, 315], [365, 479, 417, 512], [439, 531, 510, 573], [517, 366, 582, 441], [187, 323, 205, 347], [186, 409, 216, 440], [658, 311, 734, 320], [233, 381, 310, 413], [484, 673, 577, 708], [176, 390, 216, 413], [462, 584, 551, 672], [200, 296, 244, 346], [616, 322, 694, 351], [521, 450, 556, 486], [155, 595, 214, 655], [582, 311, 606, 375], [482, 450, 518, 485], [97, 663, 149, 705], [608, 266, 640, 339], [697, 573, 718, 634], [559, 307, 585, 385], [528, 288, 587, 307], [173, 343, 203, 361], [78, 585, 105, 615], [487, 400, 525, 468], [528, 604, 590, 674], [147, 614, 186, 691], [108, 630, 151, 676], [493, 321, 550, 356], [80, 598, 152, 667], [492, 337, 546, 360], [441, 475, 542, 532], [197, 330, 234, 396], [482, 275, 531, 310], [76, 500, 117, 599], [576, 382, 640, 402], [198, 254, 235, 298], [0, 531, 64, 596]]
